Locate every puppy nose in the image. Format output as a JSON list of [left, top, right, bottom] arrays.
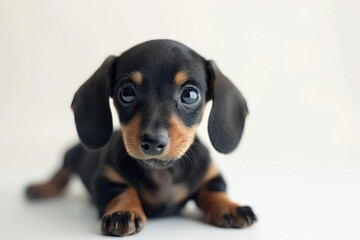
[[141, 133, 168, 156]]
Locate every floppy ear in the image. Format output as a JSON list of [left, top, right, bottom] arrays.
[[71, 56, 117, 149], [206, 60, 249, 154]]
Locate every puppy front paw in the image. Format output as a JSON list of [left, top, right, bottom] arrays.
[[204, 203, 257, 228], [101, 210, 146, 236]]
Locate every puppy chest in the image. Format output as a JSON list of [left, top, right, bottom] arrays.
[[139, 170, 189, 205]]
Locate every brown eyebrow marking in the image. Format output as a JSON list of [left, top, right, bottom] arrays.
[[130, 71, 143, 85], [174, 71, 188, 86]]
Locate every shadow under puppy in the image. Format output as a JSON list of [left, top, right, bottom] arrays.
[[26, 39, 257, 236]]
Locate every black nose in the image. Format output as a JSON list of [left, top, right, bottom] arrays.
[[141, 133, 168, 156]]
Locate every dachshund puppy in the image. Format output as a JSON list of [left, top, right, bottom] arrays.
[[26, 39, 257, 236]]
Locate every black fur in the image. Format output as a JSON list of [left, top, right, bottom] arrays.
[[206, 60, 248, 154], [94, 176, 129, 217], [206, 175, 227, 192], [70, 39, 248, 216], [67, 132, 211, 217], [71, 40, 249, 152], [71, 56, 117, 149], [27, 39, 253, 233]]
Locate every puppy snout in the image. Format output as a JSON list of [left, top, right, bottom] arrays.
[[141, 133, 168, 156]]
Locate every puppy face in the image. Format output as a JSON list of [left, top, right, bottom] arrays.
[[72, 40, 248, 169], [111, 41, 208, 166]]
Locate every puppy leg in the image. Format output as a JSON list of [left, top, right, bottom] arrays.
[[25, 168, 72, 199], [194, 175, 257, 228], [96, 167, 146, 237], [101, 188, 147, 236], [25, 145, 82, 199]]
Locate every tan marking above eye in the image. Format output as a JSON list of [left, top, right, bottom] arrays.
[[174, 71, 188, 86], [131, 71, 143, 85]]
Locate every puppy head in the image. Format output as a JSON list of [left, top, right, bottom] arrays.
[[71, 40, 248, 168]]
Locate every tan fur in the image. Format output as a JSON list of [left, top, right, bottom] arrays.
[[139, 170, 189, 205], [197, 190, 231, 210], [121, 114, 147, 160], [121, 114, 196, 161], [201, 163, 219, 185], [172, 185, 190, 203], [131, 71, 143, 85], [103, 188, 147, 235], [174, 71, 188, 86], [141, 184, 188, 205], [162, 114, 196, 160], [104, 188, 145, 216], [103, 165, 129, 184], [26, 169, 72, 199], [196, 188, 245, 226]]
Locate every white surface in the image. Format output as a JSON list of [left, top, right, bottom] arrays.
[[1, 0, 359, 239], [1, 165, 360, 240]]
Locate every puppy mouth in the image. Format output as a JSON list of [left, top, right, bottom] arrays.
[[137, 159, 176, 169]]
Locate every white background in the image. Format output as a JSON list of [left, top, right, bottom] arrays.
[[1, 0, 359, 239]]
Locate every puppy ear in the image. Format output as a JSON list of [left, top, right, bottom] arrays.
[[206, 60, 249, 154], [71, 56, 117, 149]]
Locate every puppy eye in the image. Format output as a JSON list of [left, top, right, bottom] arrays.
[[119, 87, 136, 103], [181, 87, 199, 104]]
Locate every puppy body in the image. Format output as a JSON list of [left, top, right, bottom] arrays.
[[26, 40, 256, 236], [64, 133, 212, 218]]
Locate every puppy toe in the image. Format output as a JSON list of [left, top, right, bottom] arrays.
[[235, 206, 257, 226], [204, 203, 257, 228], [101, 215, 112, 235], [135, 216, 145, 232], [101, 210, 146, 236], [228, 206, 257, 228]]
